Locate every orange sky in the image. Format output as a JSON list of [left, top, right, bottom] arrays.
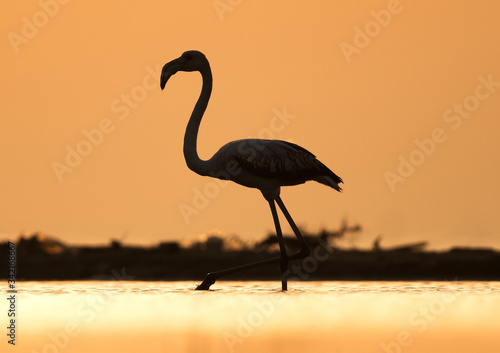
[[1, 0, 500, 249]]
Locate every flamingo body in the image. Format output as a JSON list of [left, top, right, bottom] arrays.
[[207, 138, 342, 196]]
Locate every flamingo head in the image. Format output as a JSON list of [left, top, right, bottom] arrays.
[[160, 50, 208, 89]]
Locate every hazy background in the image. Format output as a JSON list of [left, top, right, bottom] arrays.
[[1, 0, 499, 249]]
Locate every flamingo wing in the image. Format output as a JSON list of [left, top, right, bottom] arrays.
[[216, 139, 342, 191]]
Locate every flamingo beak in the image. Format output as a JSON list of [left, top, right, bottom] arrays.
[[160, 57, 185, 90]]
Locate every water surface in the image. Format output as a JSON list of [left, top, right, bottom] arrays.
[[3, 281, 500, 352]]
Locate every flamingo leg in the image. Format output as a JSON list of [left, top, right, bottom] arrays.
[[194, 199, 307, 291], [268, 199, 288, 290], [276, 196, 311, 258]]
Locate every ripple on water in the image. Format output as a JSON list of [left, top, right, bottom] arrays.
[[9, 280, 500, 295]]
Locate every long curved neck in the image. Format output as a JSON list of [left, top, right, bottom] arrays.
[[184, 63, 212, 176]]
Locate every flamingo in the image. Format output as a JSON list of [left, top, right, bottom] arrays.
[[160, 50, 342, 290]]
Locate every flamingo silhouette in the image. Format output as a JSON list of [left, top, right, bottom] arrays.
[[160, 50, 342, 290]]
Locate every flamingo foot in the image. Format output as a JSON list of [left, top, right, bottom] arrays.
[[195, 273, 217, 290]]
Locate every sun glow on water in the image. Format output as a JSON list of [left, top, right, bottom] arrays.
[[2, 281, 500, 353]]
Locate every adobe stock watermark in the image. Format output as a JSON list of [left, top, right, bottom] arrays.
[[223, 295, 286, 353], [223, 238, 334, 352], [380, 283, 462, 353], [51, 65, 162, 182], [178, 106, 296, 224], [213, 0, 243, 21], [7, 0, 71, 54], [282, 237, 334, 281], [30, 268, 134, 353], [339, 0, 409, 63], [385, 74, 500, 192]]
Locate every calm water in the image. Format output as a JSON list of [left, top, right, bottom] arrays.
[[2, 281, 500, 353]]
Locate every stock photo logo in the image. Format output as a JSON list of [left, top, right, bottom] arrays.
[[381, 285, 462, 353], [51, 65, 162, 182], [384, 74, 500, 192], [29, 268, 134, 353], [7, 0, 71, 54], [223, 295, 286, 352], [339, 0, 407, 63], [213, 0, 243, 21]]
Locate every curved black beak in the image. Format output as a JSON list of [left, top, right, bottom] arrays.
[[160, 57, 185, 90]]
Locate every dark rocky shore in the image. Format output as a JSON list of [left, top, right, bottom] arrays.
[[1, 231, 499, 281]]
